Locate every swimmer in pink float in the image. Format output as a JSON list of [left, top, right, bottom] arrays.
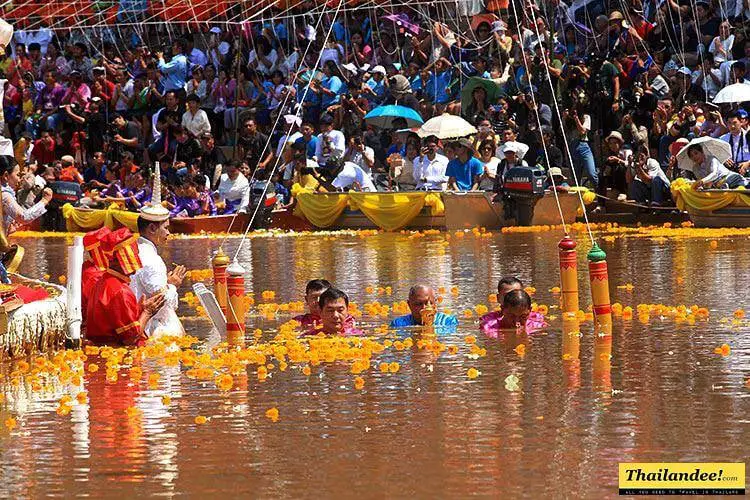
[[480, 277, 547, 337]]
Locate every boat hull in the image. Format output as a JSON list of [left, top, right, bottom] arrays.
[[276, 191, 582, 231], [688, 206, 750, 228]]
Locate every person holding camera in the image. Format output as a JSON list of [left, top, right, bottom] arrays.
[[344, 132, 375, 177]]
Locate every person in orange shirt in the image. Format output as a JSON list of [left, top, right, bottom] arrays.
[[85, 227, 165, 347], [58, 155, 84, 184]]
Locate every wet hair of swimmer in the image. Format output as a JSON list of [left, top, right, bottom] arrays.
[[497, 276, 523, 293], [306, 279, 331, 295], [318, 287, 349, 309], [502, 289, 532, 310]]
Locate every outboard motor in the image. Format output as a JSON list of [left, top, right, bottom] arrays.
[[45, 180, 83, 231], [501, 166, 546, 225], [248, 180, 277, 229]]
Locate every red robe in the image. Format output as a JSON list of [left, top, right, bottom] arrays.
[[85, 269, 145, 346], [81, 260, 104, 317]]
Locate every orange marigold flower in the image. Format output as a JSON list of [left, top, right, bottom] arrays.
[[514, 344, 526, 357], [388, 362, 400, 373], [87, 363, 99, 373], [467, 368, 480, 379], [265, 407, 279, 422], [161, 395, 171, 406], [714, 344, 731, 356], [75, 392, 88, 404], [4, 417, 17, 431], [194, 415, 208, 425], [354, 376, 365, 390], [733, 309, 745, 319]]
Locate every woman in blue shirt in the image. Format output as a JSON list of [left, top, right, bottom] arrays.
[[314, 60, 345, 112]]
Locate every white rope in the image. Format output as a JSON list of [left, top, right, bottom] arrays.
[[507, 0, 567, 235], [233, 0, 346, 262], [519, 0, 595, 244]]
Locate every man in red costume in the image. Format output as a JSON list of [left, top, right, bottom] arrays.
[[85, 227, 165, 346], [81, 227, 111, 316]]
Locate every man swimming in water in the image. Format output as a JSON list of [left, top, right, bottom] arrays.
[[480, 277, 546, 335], [390, 285, 458, 328], [295, 279, 355, 334], [318, 288, 363, 336]]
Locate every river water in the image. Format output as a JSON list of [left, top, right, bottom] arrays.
[[1, 228, 748, 498]]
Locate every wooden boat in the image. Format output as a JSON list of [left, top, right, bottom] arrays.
[[273, 191, 583, 231], [169, 213, 252, 234], [685, 205, 750, 228], [675, 188, 750, 228]]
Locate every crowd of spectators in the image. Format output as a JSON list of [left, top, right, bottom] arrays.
[[1, 0, 750, 226]]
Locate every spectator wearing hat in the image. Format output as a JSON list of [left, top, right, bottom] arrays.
[[446, 138, 483, 191], [59, 155, 83, 184], [364, 65, 387, 108], [545, 167, 570, 191], [311, 153, 376, 192], [385, 75, 420, 112], [596, 131, 632, 207]]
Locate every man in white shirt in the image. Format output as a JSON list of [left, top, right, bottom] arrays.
[[275, 114, 303, 159], [131, 171, 186, 337], [413, 136, 449, 190], [314, 114, 346, 168], [216, 161, 250, 213], [313, 154, 376, 192], [343, 132, 376, 177], [719, 110, 750, 172]]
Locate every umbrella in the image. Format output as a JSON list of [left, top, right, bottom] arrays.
[[417, 113, 477, 139], [675, 137, 731, 174], [364, 105, 424, 129], [461, 77, 505, 112], [499, 141, 529, 160], [712, 83, 750, 104]]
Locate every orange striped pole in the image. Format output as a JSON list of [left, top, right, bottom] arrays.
[[587, 244, 612, 335], [212, 248, 230, 316], [226, 260, 247, 347], [558, 236, 579, 316]]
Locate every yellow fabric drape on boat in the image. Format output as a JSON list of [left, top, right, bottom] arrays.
[[291, 185, 350, 228], [348, 192, 428, 231], [62, 204, 140, 232], [291, 184, 445, 230], [670, 178, 750, 212]]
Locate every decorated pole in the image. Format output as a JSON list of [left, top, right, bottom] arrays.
[[558, 236, 579, 315], [212, 248, 230, 316], [587, 244, 612, 334], [226, 260, 247, 347]]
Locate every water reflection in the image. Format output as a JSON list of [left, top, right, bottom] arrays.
[[1, 230, 748, 497]]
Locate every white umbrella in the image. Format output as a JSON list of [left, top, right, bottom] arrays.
[[712, 83, 750, 104], [675, 136, 731, 174], [417, 113, 477, 139]]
